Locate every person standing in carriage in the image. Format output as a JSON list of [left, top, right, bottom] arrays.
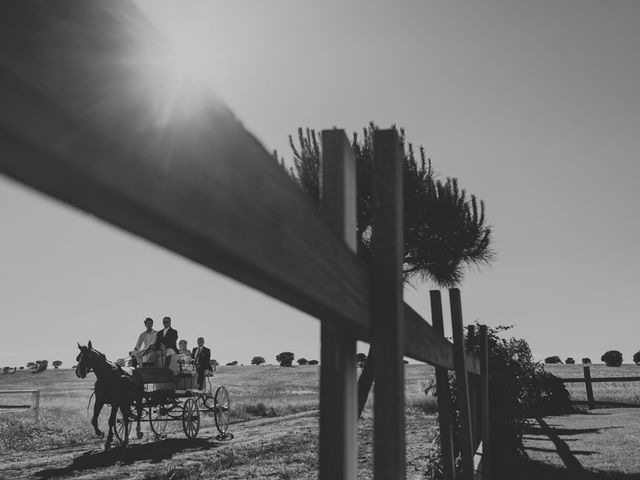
[[155, 316, 178, 368], [130, 317, 157, 367], [192, 337, 211, 390]]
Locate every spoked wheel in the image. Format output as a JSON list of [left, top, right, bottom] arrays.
[[113, 408, 131, 446], [149, 406, 169, 436], [182, 397, 200, 439], [214, 386, 230, 435]]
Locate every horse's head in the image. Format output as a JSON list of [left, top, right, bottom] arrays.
[[76, 340, 103, 378]]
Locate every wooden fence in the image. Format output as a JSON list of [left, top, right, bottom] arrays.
[[0, 2, 490, 479], [0, 390, 40, 422], [560, 365, 640, 410]]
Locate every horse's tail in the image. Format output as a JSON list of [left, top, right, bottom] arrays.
[[87, 389, 96, 415]]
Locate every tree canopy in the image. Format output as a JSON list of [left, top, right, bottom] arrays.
[[283, 123, 494, 286]]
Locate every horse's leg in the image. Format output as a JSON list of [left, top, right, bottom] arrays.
[[135, 394, 144, 439], [92, 399, 105, 438], [105, 404, 117, 450], [119, 404, 130, 446]]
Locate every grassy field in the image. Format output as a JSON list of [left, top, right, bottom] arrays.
[[545, 363, 640, 405], [0, 364, 439, 455]]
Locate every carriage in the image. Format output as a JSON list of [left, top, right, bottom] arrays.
[[111, 361, 233, 445]]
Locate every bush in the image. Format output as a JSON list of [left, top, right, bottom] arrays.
[[565, 357, 575, 364], [582, 357, 591, 364], [633, 351, 640, 365], [429, 325, 573, 476], [251, 356, 265, 366], [276, 352, 295, 367], [297, 358, 308, 365], [308, 360, 319, 365], [544, 356, 562, 364], [601, 350, 623, 367]]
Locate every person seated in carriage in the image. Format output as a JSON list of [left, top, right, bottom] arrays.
[[177, 339, 193, 372], [129, 317, 157, 367], [154, 316, 178, 368]]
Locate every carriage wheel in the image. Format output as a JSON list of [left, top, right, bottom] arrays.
[[149, 406, 169, 436], [214, 386, 230, 435], [113, 408, 131, 446], [182, 398, 200, 439]]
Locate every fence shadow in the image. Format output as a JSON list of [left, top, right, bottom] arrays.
[[497, 458, 640, 480], [34, 438, 222, 478]]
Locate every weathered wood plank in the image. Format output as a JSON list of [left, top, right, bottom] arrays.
[[430, 291, 456, 480], [372, 129, 405, 479], [450, 288, 475, 480], [319, 130, 357, 480], [0, 3, 482, 375], [479, 325, 490, 480]]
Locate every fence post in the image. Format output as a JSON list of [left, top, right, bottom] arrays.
[[479, 325, 490, 479], [319, 130, 358, 480], [430, 290, 456, 480], [583, 365, 595, 409], [450, 288, 474, 480], [372, 129, 405, 479]]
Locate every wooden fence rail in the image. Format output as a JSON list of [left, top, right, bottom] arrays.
[[0, 3, 491, 479], [560, 365, 640, 410], [0, 390, 40, 422]]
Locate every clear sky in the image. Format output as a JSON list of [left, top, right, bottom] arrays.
[[2, 0, 640, 369]]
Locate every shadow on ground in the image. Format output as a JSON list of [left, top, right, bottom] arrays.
[[498, 459, 640, 480], [34, 438, 222, 478]]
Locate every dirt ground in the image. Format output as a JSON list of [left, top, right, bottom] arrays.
[[0, 410, 438, 480]]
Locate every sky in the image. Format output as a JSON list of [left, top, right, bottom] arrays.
[[1, 0, 640, 369]]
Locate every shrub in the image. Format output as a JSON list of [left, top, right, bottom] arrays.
[[565, 357, 575, 364], [582, 357, 591, 364], [308, 360, 319, 365], [601, 350, 622, 367], [633, 351, 640, 365], [276, 352, 295, 367], [544, 356, 562, 364], [429, 325, 573, 476], [251, 356, 265, 366], [297, 358, 308, 365]]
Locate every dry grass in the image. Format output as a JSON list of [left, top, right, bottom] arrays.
[[545, 363, 640, 405]]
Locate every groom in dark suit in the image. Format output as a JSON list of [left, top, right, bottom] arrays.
[[191, 337, 211, 390], [155, 316, 178, 367]]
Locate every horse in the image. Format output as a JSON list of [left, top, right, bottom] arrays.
[[76, 341, 144, 450]]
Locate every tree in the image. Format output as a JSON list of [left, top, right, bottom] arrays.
[[308, 360, 319, 365], [34, 360, 48, 373], [582, 358, 591, 364], [2, 367, 10, 374], [19, 366, 24, 370], [297, 358, 308, 365], [633, 351, 640, 365], [251, 356, 266, 366], [210, 359, 219, 371], [226, 361, 238, 366], [544, 356, 562, 364], [565, 357, 575, 364], [276, 352, 295, 367], [285, 124, 494, 416], [601, 350, 623, 367], [52, 360, 62, 369], [26, 362, 36, 370], [356, 353, 367, 369]]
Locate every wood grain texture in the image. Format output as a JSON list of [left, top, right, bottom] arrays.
[[319, 130, 358, 480], [0, 3, 482, 374], [430, 291, 456, 480], [371, 129, 405, 479], [450, 288, 475, 480]]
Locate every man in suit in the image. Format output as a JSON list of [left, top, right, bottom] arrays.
[[155, 316, 178, 368], [191, 337, 211, 390]]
